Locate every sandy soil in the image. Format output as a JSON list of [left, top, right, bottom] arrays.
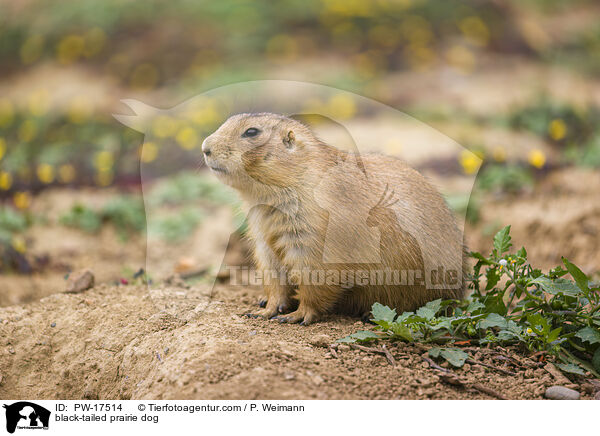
[[1, 281, 596, 400]]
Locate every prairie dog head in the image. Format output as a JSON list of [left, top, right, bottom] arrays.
[[202, 113, 319, 191]]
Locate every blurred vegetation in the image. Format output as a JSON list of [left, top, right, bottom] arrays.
[[1, 0, 599, 270]]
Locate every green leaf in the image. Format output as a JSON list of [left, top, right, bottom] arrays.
[[416, 306, 436, 321], [593, 348, 600, 374], [529, 277, 581, 296], [466, 301, 485, 313], [390, 323, 413, 341], [547, 327, 562, 343], [470, 251, 492, 264], [497, 330, 519, 341], [428, 347, 442, 359], [562, 257, 590, 293], [516, 246, 527, 259], [429, 348, 469, 368], [337, 330, 380, 343], [527, 314, 549, 335], [371, 302, 396, 323], [555, 363, 586, 376], [478, 313, 508, 329], [485, 268, 500, 290], [575, 326, 600, 345], [493, 225, 512, 255]]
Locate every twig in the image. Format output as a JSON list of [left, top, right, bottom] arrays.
[[349, 343, 381, 354], [350, 343, 397, 366], [465, 358, 517, 376], [328, 346, 338, 358], [422, 356, 508, 400], [381, 345, 396, 367], [422, 356, 451, 373], [470, 383, 508, 400]]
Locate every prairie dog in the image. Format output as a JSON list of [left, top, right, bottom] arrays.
[[202, 113, 465, 325]]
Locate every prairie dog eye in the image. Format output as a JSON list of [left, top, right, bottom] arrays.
[[242, 127, 260, 138]]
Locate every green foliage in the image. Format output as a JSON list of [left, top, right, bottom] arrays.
[[565, 134, 600, 168], [148, 207, 204, 242], [147, 171, 238, 207], [60, 195, 145, 240], [477, 164, 534, 194], [340, 226, 600, 376], [429, 347, 469, 368], [59, 203, 102, 233], [0, 206, 29, 243]]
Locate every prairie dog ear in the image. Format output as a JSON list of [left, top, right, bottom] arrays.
[[283, 130, 296, 149]]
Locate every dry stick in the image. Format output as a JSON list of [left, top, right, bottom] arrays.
[[349, 343, 397, 366], [421, 356, 508, 400], [465, 358, 517, 376], [381, 345, 397, 367], [349, 343, 382, 354], [329, 346, 338, 359]]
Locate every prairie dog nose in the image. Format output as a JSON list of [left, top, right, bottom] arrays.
[[201, 138, 212, 156]]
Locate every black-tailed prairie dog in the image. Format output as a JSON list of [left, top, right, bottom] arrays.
[[202, 113, 466, 325]]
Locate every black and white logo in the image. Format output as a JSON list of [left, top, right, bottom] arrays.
[[2, 402, 50, 434]]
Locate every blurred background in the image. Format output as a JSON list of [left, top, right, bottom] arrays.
[[1, 0, 599, 305]]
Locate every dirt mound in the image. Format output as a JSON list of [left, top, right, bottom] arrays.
[[0, 282, 595, 400], [467, 167, 600, 275]]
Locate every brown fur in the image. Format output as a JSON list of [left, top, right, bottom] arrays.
[[202, 113, 466, 324]]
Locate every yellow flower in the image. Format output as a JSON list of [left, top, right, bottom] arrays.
[[11, 235, 26, 253], [459, 150, 481, 174], [548, 119, 567, 141], [140, 142, 158, 163], [83, 27, 106, 58], [58, 164, 76, 183], [14, 191, 31, 209], [0, 172, 12, 190], [94, 151, 114, 171], [67, 96, 93, 124], [459, 16, 490, 47], [526, 328, 533, 335], [0, 137, 6, 160], [36, 163, 55, 184], [18, 120, 37, 142], [0, 98, 15, 128], [57, 34, 84, 65], [20, 34, 45, 64], [27, 89, 50, 116], [528, 149, 546, 169], [327, 94, 357, 120], [176, 127, 198, 150]]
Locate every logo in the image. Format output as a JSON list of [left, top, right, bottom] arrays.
[[2, 402, 50, 434]]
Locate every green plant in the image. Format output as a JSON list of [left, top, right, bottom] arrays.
[[147, 207, 203, 242], [477, 163, 534, 194], [59, 203, 102, 233], [565, 134, 600, 168], [60, 195, 145, 240], [340, 226, 600, 377]]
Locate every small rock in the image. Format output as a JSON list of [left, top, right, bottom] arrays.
[[595, 391, 600, 401], [249, 331, 257, 336], [283, 371, 295, 380], [309, 334, 331, 348], [65, 269, 95, 294], [545, 386, 580, 400], [50, 322, 56, 328]]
